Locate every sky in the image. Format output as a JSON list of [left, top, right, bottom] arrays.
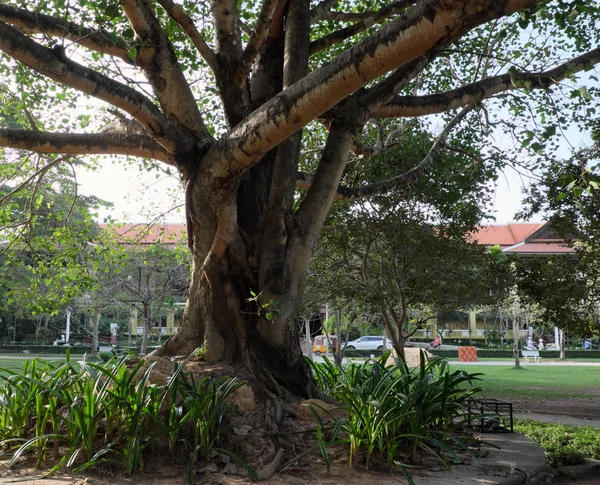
[[76, 122, 593, 226], [78, 156, 540, 225], [78, 161, 186, 224]]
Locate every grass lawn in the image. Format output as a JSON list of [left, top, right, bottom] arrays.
[[0, 356, 69, 379], [452, 364, 600, 399]]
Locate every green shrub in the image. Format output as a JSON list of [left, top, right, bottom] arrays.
[[515, 420, 600, 467], [194, 346, 208, 362], [97, 351, 113, 362], [308, 351, 482, 473], [0, 351, 242, 477]]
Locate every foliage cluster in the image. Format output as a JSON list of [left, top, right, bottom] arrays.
[[0, 177, 115, 319], [515, 144, 600, 336], [303, 130, 516, 354], [0, 353, 242, 478], [515, 420, 600, 467], [307, 353, 481, 476]]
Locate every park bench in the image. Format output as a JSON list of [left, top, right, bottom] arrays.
[[521, 349, 541, 363]]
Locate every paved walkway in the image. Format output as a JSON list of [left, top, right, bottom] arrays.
[[413, 432, 553, 484]]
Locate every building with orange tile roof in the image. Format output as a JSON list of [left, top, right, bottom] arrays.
[[100, 221, 575, 255], [99, 223, 187, 246], [470, 222, 574, 256]]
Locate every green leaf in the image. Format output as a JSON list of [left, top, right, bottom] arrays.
[[127, 46, 138, 62], [104, 31, 120, 46]]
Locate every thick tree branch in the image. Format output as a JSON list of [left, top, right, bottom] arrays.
[[211, 0, 252, 126], [156, 0, 218, 74], [121, 0, 210, 141], [371, 47, 600, 118], [310, 0, 413, 55], [291, 122, 358, 287], [0, 130, 172, 162], [259, 0, 310, 293], [298, 105, 475, 200], [213, 0, 539, 178], [213, 0, 242, 62], [235, 0, 279, 87], [0, 20, 189, 156], [0, 5, 131, 62], [309, 0, 336, 23], [318, 119, 396, 157]]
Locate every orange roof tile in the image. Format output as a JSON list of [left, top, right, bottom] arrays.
[[100, 223, 187, 245], [470, 223, 543, 247]]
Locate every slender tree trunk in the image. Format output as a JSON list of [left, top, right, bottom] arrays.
[[513, 317, 520, 368], [91, 313, 99, 359], [382, 308, 406, 360], [334, 307, 343, 365], [559, 329, 566, 359], [141, 304, 150, 355]]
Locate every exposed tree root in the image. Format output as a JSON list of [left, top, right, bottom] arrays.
[[256, 447, 285, 481]]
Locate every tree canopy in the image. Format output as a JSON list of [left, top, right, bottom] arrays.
[[0, 0, 599, 394], [516, 142, 600, 337]]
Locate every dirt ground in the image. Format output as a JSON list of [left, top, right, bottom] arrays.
[[3, 395, 597, 485], [513, 395, 600, 425], [0, 462, 415, 485]]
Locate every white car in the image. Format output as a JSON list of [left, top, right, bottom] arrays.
[[345, 336, 385, 351]]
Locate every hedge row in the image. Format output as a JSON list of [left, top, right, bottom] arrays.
[[429, 348, 600, 359], [343, 349, 385, 358], [0, 345, 93, 355], [411, 338, 512, 348], [0, 345, 158, 355]]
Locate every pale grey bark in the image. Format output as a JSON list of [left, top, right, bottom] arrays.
[[121, 0, 210, 141], [0, 130, 172, 161], [91, 313, 99, 359], [157, 0, 218, 73], [371, 48, 600, 119], [0, 4, 131, 61]]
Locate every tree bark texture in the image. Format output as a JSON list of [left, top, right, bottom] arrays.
[[141, 304, 150, 356], [91, 313, 99, 359]]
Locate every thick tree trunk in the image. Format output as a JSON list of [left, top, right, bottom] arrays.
[[150, 168, 314, 396], [152, 0, 349, 397], [158, 259, 313, 395]]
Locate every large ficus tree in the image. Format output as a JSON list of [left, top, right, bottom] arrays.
[[0, 0, 599, 395]]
